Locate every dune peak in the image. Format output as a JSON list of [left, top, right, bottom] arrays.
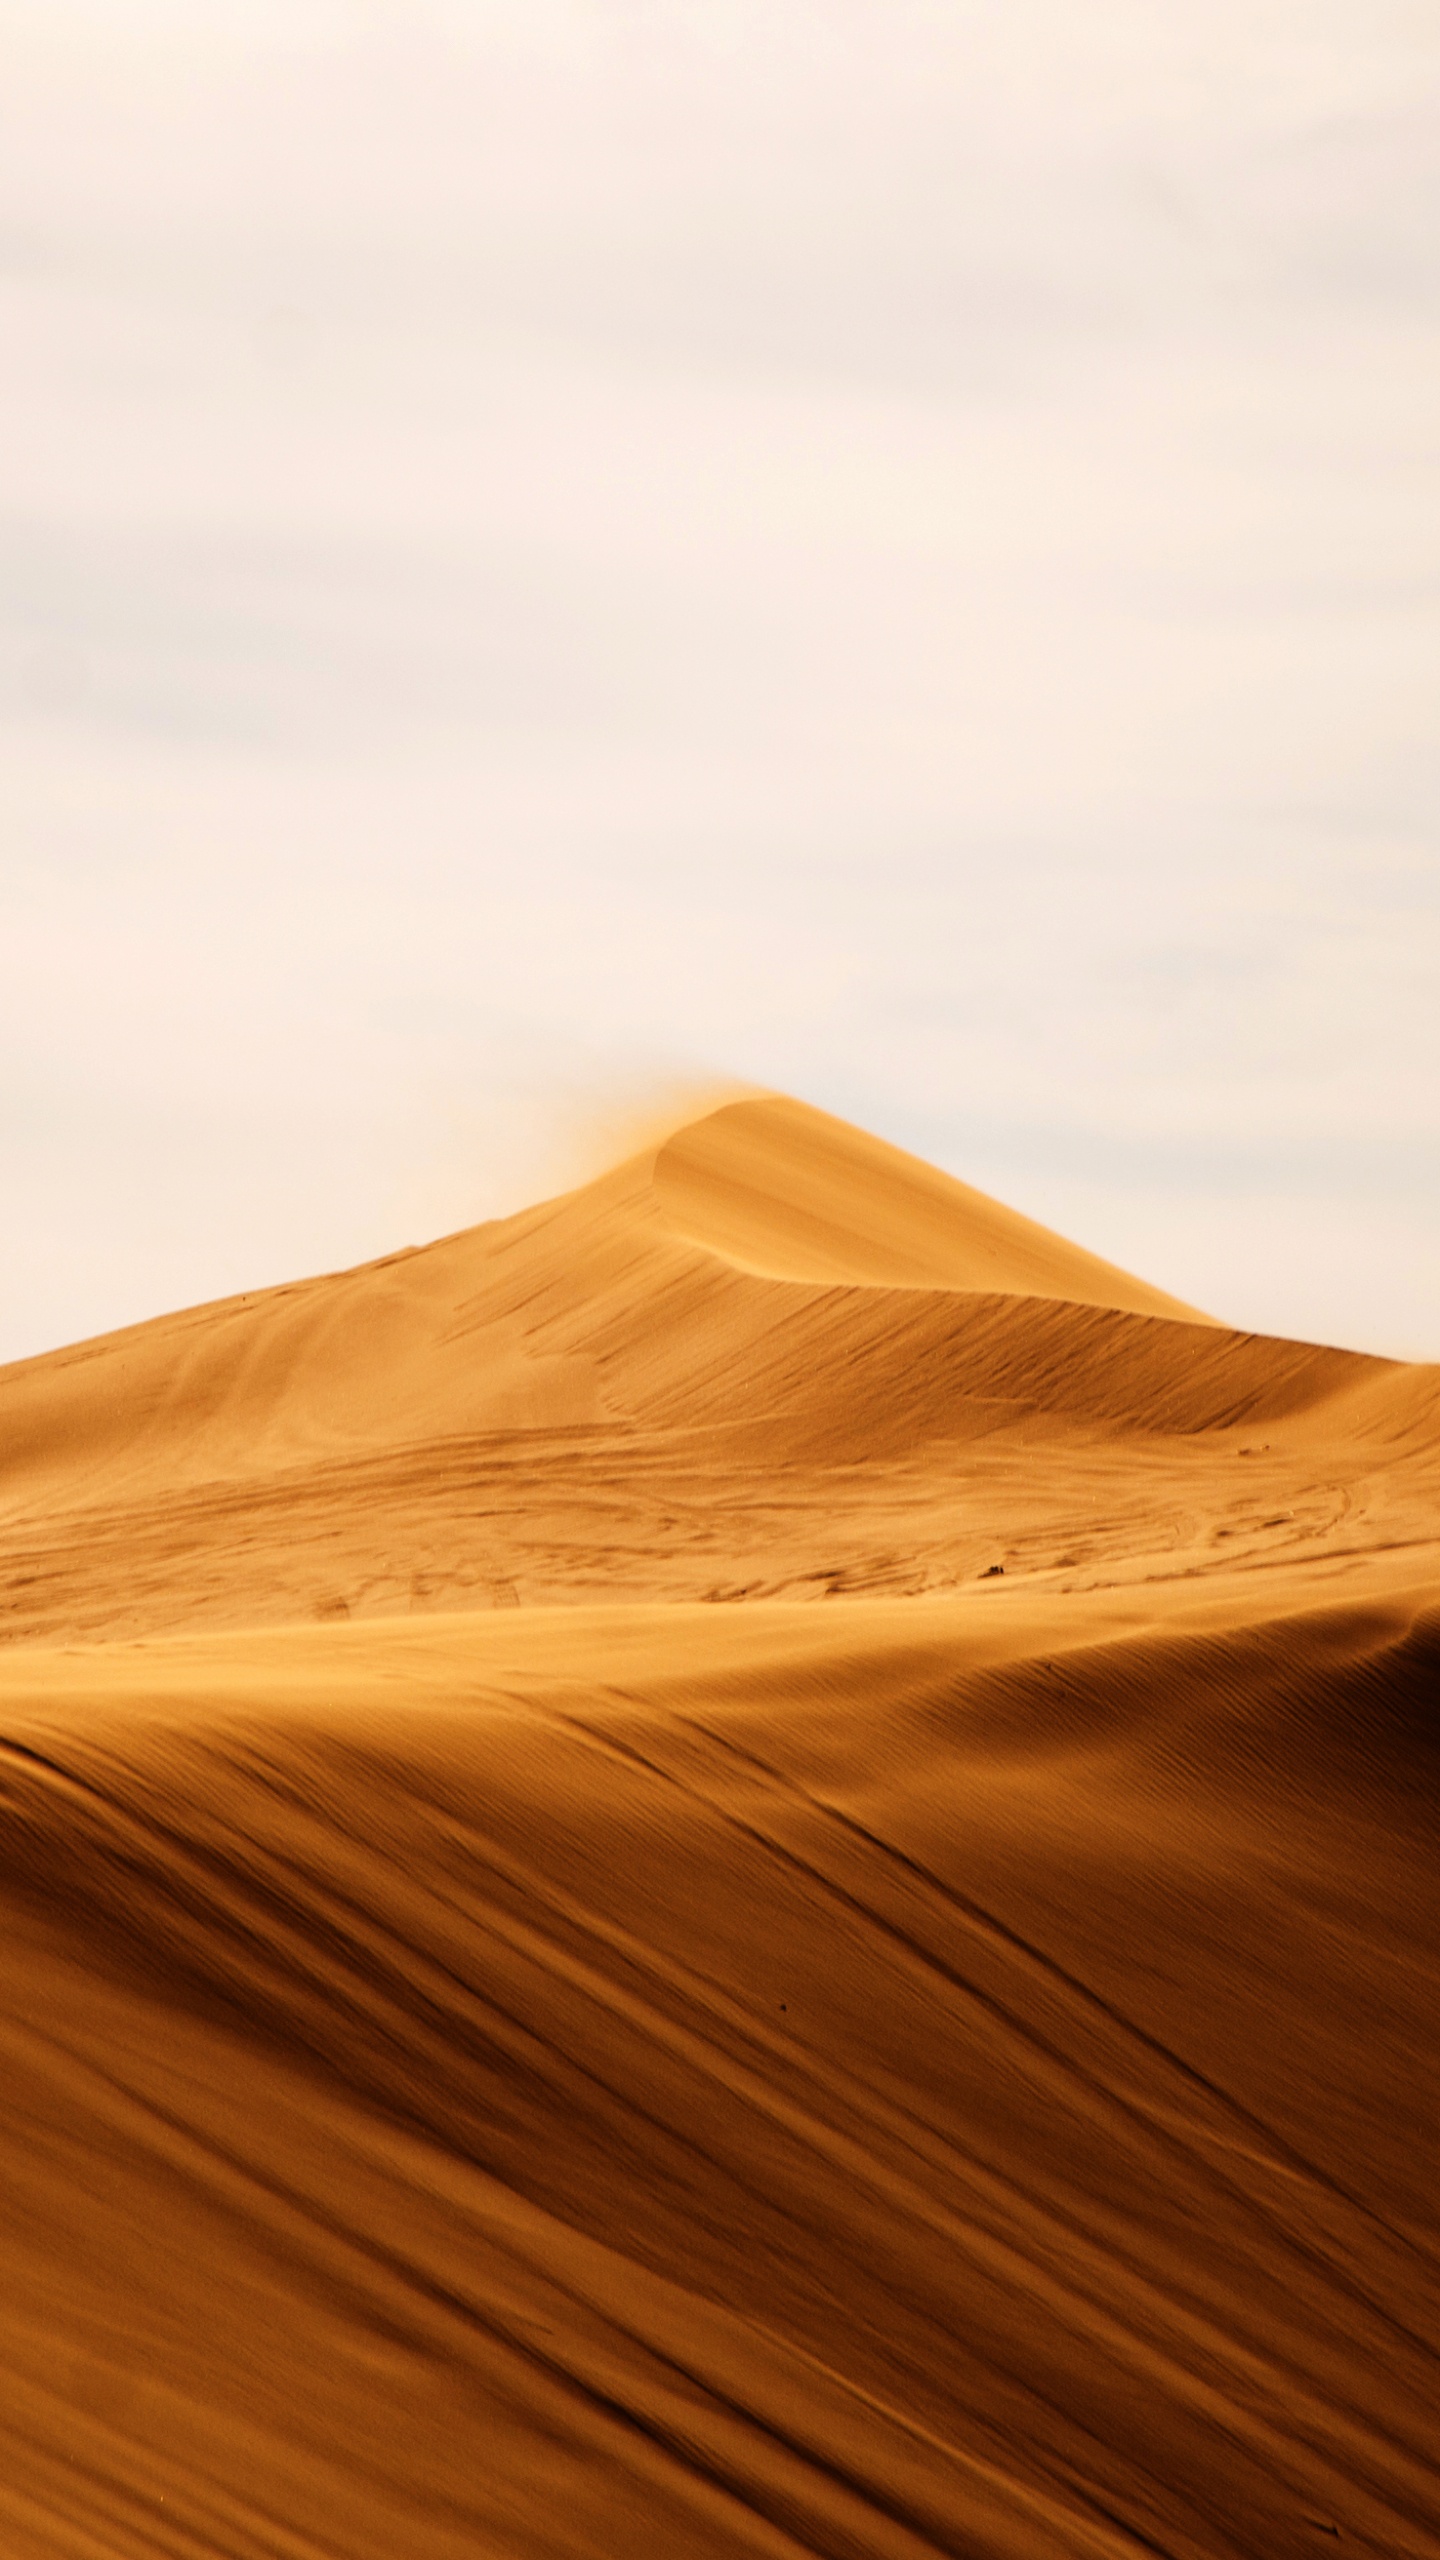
[[650, 1092, 1215, 1322]]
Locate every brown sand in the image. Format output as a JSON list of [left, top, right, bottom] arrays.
[[0, 1093, 1436, 2557]]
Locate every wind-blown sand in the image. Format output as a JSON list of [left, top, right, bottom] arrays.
[[0, 1095, 1436, 2557]]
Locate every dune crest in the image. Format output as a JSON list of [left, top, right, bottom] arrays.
[[652, 1093, 1214, 1318]]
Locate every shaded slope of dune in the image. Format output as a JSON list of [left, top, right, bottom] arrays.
[[0, 1585, 1436, 2558], [0, 1092, 1436, 2557]]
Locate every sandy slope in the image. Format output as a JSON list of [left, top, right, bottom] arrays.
[[2, 1096, 1434, 1642], [0, 1096, 1436, 2557]]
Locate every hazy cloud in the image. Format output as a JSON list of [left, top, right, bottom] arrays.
[[1, 0, 1437, 1359]]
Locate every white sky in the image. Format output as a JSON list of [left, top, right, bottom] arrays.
[[3, 0, 1438, 1360]]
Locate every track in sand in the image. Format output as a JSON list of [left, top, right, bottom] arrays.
[[0, 1094, 1436, 2557]]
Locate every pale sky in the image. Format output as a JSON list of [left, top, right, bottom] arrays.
[[3, 0, 1438, 1362]]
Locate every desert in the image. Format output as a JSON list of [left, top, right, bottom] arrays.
[[0, 1092, 1435, 2557]]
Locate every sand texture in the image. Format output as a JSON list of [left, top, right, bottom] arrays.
[[0, 1095, 1436, 2557]]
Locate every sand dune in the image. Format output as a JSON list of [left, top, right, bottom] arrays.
[[0, 1096, 1436, 2556], [2, 1095, 1434, 1641]]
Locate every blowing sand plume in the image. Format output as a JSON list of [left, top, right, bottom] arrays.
[[0, 1092, 1436, 2558]]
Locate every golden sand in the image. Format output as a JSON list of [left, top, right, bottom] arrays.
[[0, 1096, 1436, 2555]]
